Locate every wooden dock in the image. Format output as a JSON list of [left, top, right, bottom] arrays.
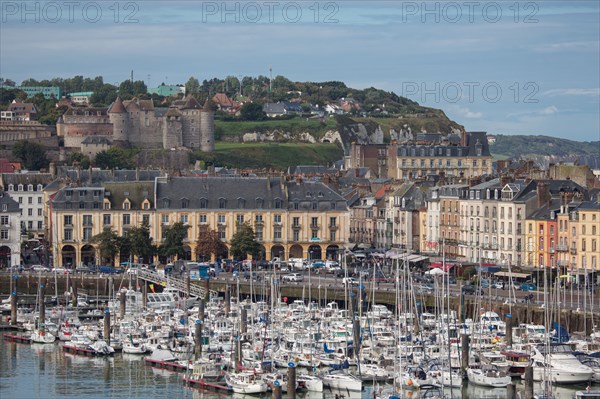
[[145, 357, 191, 372], [62, 344, 111, 357], [3, 333, 32, 344], [183, 377, 231, 391]]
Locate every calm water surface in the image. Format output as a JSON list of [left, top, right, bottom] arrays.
[[0, 339, 591, 399]]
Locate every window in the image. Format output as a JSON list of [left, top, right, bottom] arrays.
[[218, 198, 226, 209], [330, 231, 336, 241], [142, 214, 150, 225], [180, 214, 189, 224], [293, 230, 299, 241], [83, 215, 92, 226], [123, 201, 130, 210], [311, 230, 319, 239], [83, 227, 93, 242], [64, 215, 73, 225], [38, 197, 42, 204], [142, 201, 150, 210], [181, 199, 189, 209], [18, 197, 22, 204], [293, 217, 300, 227], [218, 214, 225, 225], [236, 215, 245, 224], [37, 209, 42, 216], [27, 209, 33, 216], [28, 197, 33, 204], [103, 214, 111, 225], [329, 217, 337, 227], [63, 228, 72, 241], [123, 214, 131, 225], [161, 214, 169, 225], [199, 214, 207, 224], [274, 214, 282, 224], [273, 227, 282, 240], [218, 228, 226, 240], [199, 198, 208, 209], [274, 199, 282, 209], [38, 221, 42, 229], [312, 202, 318, 210]]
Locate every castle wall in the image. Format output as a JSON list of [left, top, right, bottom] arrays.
[[59, 122, 113, 148], [163, 118, 182, 149], [181, 109, 201, 149]]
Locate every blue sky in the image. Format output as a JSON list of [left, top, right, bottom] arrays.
[[1, 0, 599, 141]]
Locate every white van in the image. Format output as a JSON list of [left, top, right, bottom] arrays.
[[288, 258, 307, 270]]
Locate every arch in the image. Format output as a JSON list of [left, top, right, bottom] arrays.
[[0, 246, 11, 268], [256, 245, 266, 260], [80, 245, 96, 266], [61, 245, 76, 268], [325, 245, 340, 260], [270, 245, 285, 260], [289, 244, 304, 259], [308, 245, 322, 260], [182, 245, 192, 261]]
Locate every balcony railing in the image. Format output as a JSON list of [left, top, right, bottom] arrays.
[[482, 243, 498, 250], [556, 245, 568, 252], [570, 248, 577, 255]]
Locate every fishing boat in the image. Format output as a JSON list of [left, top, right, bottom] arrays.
[[225, 370, 268, 394]]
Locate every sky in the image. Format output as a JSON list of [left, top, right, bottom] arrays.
[[1, 0, 599, 141]]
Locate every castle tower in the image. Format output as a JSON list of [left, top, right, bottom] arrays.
[[180, 95, 201, 149], [200, 99, 215, 152], [163, 107, 183, 149], [108, 97, 129, 142]]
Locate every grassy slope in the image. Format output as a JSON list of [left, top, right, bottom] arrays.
[[193, 143, 343, 170], [216, 117, 337, 137]]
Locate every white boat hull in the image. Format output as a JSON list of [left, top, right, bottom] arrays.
[[532, 366, 593, 384], [467, 367, 511, 387]]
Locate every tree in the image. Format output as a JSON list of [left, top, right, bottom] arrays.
[[67, 152, 91, 169], [90, 84, 118, 106], [185, 76, 200, 96], [94, 147, 137, 169], [91, 227, 120, 265], [196, 225, 227, 261], [158, 222, 190, 261], [240, 102, 266, 121], [127, 223, 156, 264], [229, 223, 260, 260], [118, 79, 147, 99], [12, 140, 49, 170]]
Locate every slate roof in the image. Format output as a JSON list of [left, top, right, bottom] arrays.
[[55, 168, 161, 186], [0, 192, 21, 212], [2, 173, 54, 188], [104, 181, 154, 210]]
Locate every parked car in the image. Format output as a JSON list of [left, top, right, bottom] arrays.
[[32, 265, 50, 272], [342, 277, 358, 285], [52, 267, 70, 274], [520, 283, 537, 291], [282, 273, 303, 283], [75, 265, 95, 273], [98, 265, 123, 274]]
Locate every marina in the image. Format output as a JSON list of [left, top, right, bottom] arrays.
[[1, 265, 598, 399]]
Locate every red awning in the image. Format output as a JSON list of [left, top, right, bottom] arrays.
[[429, 262, 455, 272]]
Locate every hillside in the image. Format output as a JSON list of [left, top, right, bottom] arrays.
[[490, 135, 600, 168]]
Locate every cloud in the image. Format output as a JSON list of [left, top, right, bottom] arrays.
[[542, 88, 600, 97], [507, 106, 559, 118], [533, 41, 599, 53], [450, 105, 483, 119]]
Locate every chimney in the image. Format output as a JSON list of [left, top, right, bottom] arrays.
[[461, 131, 468, 146], [49, 162, 56, 176], [537, 182, 551, 208], [500, 175, 513, 187]]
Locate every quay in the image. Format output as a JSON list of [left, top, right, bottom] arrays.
[[182, 378, 231, 391]]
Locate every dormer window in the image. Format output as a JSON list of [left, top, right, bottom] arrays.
[[27, 184, 33, 191], [163, 199, 170, 208], [274, 198, 282, 209], [238, 198, 246, 209], [218, 198, 226, 209], [181, 198, 189, 209], [37, 184, 43, 191], [18, 184, 23, 191], [199, 198, 207, 209], [256, 198, 264, 209], [142, 199, 150, 210], [123, 199, 131, 210], [8, 185, 13, 191], [103, 199, 111, 210]]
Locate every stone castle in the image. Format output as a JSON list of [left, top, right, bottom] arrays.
[[57, 95, 215, 153]]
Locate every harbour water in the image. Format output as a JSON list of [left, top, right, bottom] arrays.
[[0, 339, 592, 399]]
